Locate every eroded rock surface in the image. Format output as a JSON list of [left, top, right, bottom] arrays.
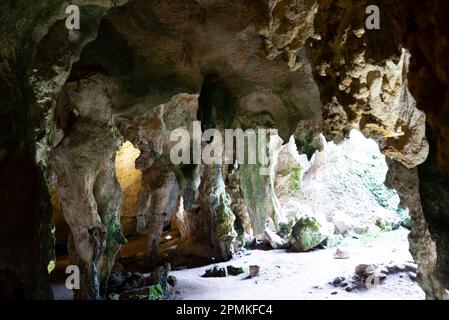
[[2, 0, 449, 300]]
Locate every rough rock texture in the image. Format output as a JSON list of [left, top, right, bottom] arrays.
[[0, 0, 126, 299], [306, 1, 428, 169], [386, 158, 448, 299], [240, 134, 284, 235], [177, 165, 236, 261], [290, 216, 327, 252], [138, 159, 181, 264], [225, 166, 253, 249], [391, 0, 449, 177], [116, 93, 198, 262], [2, 0, 449, 300], [417, 129, 449, 297], [73, 0, 322, 141], [260, 0, 318, 71], [51, 74, 126, 299]]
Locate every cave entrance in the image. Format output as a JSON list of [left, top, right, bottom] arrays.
[[163, 129, 424, 300]]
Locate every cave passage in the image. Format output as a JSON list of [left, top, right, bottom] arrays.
[[3, 0, 449, 302], [49, 130, 423, 300]]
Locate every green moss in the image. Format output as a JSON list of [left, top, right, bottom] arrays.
[[277, 221, 294, 238], [289, 166, 303, 194], [149, 284, 164, 300], [359, 228, 383, 247], [240, 140, 279, 234], [290, 217, 327, 251]]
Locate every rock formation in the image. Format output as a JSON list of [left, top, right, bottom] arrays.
[[1, 0, 449, 300]]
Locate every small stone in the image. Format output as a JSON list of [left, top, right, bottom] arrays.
[[262, 227, 286, 249], [333, 248, 350, 259], [331, 276, 346, 287], [249, 265, 260, 277], [226, 265, 244, 276], [331, 291, 338, 295], [202, 266, 227, 278], [408, 272, 417, 281], [345, 286, 353, 292], [355, 264, 376, 277], [167, 275, 177, 287], [108, 293, 120, 300], [404, 262, 418, 273]]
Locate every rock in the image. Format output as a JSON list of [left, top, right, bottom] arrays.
[[226, 266, 244, 276], [119, 284, 165, 300], [333, 248, 350, 259], [249, 265, 260, 278], [353, 263, 389, 289], [148, 263, 171, 292], [167, 275, 177, 287], [332, 211, 354, 235], [108, 272, 143, 294], [202, 266, 227, 278], [108, 293, 120, 300], [108, 263, 174, 300], [386, 262, 417, 274], [262, 227, 286, 249], [108, 272, 126, 293], [331, 277, 346, 287], [355, 264, 377, 278], [408, 272, 417, 282], [290, 216, 328, 252]]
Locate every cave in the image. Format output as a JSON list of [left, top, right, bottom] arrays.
[[2, 0, 449, 302]]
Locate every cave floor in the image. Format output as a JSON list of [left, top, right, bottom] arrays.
[[169, 228, 424, 300], [51, 228, 424, 300]]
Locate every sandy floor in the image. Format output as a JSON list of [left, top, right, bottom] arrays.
[[169, 228, 424, 300], [52, 228, 424, 300]]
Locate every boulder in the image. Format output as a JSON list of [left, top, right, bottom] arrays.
[[289, 216, 328, 252]]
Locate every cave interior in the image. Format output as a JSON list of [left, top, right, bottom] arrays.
[[1, 0, 449, 300]]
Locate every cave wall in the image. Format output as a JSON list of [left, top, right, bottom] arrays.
[[1, 0, 449, 299], [0, 0, 127, 299], [418, 128, 449, 297]]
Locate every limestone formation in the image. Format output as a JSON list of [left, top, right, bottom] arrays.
[[2, 0, 449, 300], [386, 158, 448, 299], [51, 74, 126, 299]]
